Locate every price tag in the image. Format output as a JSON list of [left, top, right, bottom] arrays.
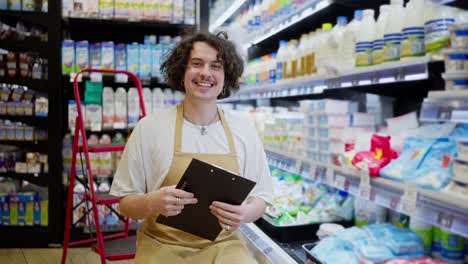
[[115, 74, 129, 83], [309, 163, 318, 181], [390, 196, 400, 210], [358, 170, 371, 200], [335, 175, 349, 191], [401, 183, 418, 215], [69, 72, 82, 83], [326, 166, 334, 185], [295, 159, 303, 174], [437, 212, 454, 230]]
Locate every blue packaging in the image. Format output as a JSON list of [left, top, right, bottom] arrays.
[[126, 43, 140, 76], [89, 43, 102, 69], [101, 41, 115, 70], [115, 44, 127, 71], [33, 200, 40, 226], [139, 44, 152, 78], [62, 40, 75, 74], [18, 192, 36, 226], [354, 244, 394, 263], [75, 41, 89, 72], [0, 193, 7, 225], [9, 194, 18, 225], [151, 44, 163, 79]]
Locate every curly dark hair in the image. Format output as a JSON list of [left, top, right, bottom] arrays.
[[160, 31, 244, 99]]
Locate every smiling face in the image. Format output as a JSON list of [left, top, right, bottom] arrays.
[[183, 41, 225, 103]]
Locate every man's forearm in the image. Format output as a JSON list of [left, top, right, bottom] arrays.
[[119, 193, 154, 219], [243, 197, 267, 223]]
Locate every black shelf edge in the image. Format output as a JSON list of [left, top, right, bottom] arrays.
[[0, 225, 50, 247], [63, 16, 195, 30], [0, 77, 48, 90], [62, 74, 169, 88], [0, 115, 48, 128], [0, 39, 48, 57], [0, 140, 48, 152], [0, 171, 48, 186], [0, 10, 49, 27]]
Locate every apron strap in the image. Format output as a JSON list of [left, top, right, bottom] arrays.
[[174, 103, 237, 155], [174, 104, 184, 153]]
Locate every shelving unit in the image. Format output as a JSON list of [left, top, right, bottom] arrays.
[[264, 147, 468, 238], [420, 90, 468, 123], [0, 0, 63, 248]]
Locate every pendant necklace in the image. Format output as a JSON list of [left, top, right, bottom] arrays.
[[184, 109, 219, 136]]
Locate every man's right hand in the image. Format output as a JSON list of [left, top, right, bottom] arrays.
[[145, 185, 198, 217]]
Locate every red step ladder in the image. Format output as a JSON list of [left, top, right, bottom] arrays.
[[61, 69, 146, 264]]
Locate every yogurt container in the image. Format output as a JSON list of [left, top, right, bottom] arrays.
[[457, 138, 468, 160], [453, 158, 468, 184], [316, 223, 345, 240], [449, 23, 468, 49], [442, 72, 468, 90], [442, 49, 468, 73]]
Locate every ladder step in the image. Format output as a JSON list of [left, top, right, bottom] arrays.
[[79, 143, 125, 153], [92, 236, 136, 261], [94, 192, 120, 205]]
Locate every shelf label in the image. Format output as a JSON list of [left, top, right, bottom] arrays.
[[70, 72, 82, 83], [295, 159, 303, 174], [359, 170, 372, 200], [335, 175, 349, 191], [437, 212, 454, 230], [90, 73, 102, 82], [115, 74, 129, 83], [401, 183, 418, 215], [309, 163, 318, 181], [390, 196, 400, 210]]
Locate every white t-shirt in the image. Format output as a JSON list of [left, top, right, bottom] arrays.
[[110, 106, 274, 204]]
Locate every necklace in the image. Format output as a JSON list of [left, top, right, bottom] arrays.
[[183, 109, 220, 136]]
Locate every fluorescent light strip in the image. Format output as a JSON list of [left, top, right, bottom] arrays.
[[209, 0, 248, 32], [251, 0, 331, 45]]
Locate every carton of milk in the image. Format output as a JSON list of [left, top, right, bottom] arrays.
[[101, 41, 115, 70], [62, 40, 75, 74], [75, 40, 89, 73], [127, 43, 140, 76]]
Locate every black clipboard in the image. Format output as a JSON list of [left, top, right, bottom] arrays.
[[156, 158, 256, 241]]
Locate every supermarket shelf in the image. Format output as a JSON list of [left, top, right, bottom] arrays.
[[63, 17, 195, 31], [0, 171, 48, 186], [0, 77, 48, 91], [0, 115, 48, 128], [247, 0, 331, 45], [239, 223, 297, 264], [0, 39, 48, 57], [63, 74, 167, 87], [264, 147, 468, 238], [223, 56, 432, 102], [209, 0, 249, 32], [0, 10, 49, 27], [420, 90, 468, 123], [0, 140, 48, 152]]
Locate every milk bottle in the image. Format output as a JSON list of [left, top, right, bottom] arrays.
[[316, 23, 332, 75], [276, 40, 288, 81], [425, 4, 457, 54], [338, 10, 363, 71], [142, 87, 152, 116], [328, 16, 348, 73], [356, 10, 376, 67], [383, 0, 405, 62], [401, 0, 426, 58], [127, 87, 140, 128], [373, 5, 390, 65], [152, 87, 164, 112]]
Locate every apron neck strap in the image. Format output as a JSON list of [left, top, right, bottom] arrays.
[[174, 103, 237, 155]]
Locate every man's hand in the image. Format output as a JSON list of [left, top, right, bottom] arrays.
[[146, 185, 198, 217], [209, 201, 247, 232]]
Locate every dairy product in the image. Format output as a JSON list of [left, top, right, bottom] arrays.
[[442, 73, 468, 90], [276, 40, 288, 81], [143, 0, 157, 19], [62, 40, 75, 74], [316, 23, 332, 75], [356, 10, 376, 67], [101, 41, 114, 70], [75, 41, 89, 73], [449, 23, 468, 49], [339, 10, 363, 71], [114, 87, 127, 129], [373, 5, 390, 65], [102, 87, 115, 129], [184, 0, 196, 24], [432, 226, 442, 258], [443, 49, 468, 73], [163, 88, 174, 107], [409, 218, 432, 255], [383, 0, 405, 62], [305, 32, 317, 75], [328, 17, 348, 72], [115, 0, 129, 18], [440, 230, 464, 264], [425, 5, 457, 53], [401, 0, 426, 58], [284, 39, 299, 79], [127, 88, 140, 128], [152, 87, 164, 112], [142, 87, 152, 116]]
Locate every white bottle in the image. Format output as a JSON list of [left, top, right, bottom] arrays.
[[114, 87, 127, 129], [152, 87, 164, 112], [127, 88, 140, 128], [174, 91, 185, 105], [275, 40, 288, 81], [338, 10, 363, 71], [356, 9, 376, 67], [172, 0, 184, 23], [98, 134, 112, 177], [383, 0, 405, 62], [142, 87, 152, 116], [400, 0, 426, 59], [316, 23, 332, 75], [268, 53, 277, 83], [285, 39, 299, 79], [163, 88, 174, 107], [327, 16, 348, 74], [373, 5, 390, 65], [102, 87, 115, 129], [424, 4, 457, 54]]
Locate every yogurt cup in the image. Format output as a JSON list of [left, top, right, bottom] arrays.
[[449, 23, 468, 49], [442, 72, 468, 90], [442, 49, 468, 73], [316, 223, 345, 240]]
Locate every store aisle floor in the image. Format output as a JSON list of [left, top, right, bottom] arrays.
[[0, 248, 133, 264]]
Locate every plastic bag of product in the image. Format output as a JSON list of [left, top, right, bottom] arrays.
[[409, 138, 457, 191], [451, 123, 468, 138], [352, 134, 397, 176], [311, 237, 356, 263], [380, 138, 436, 182], [335, 226, 369, 242], [354, 244, 395, 263]]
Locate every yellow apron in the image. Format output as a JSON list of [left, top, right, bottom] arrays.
[[135, 104, 256, 264]]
